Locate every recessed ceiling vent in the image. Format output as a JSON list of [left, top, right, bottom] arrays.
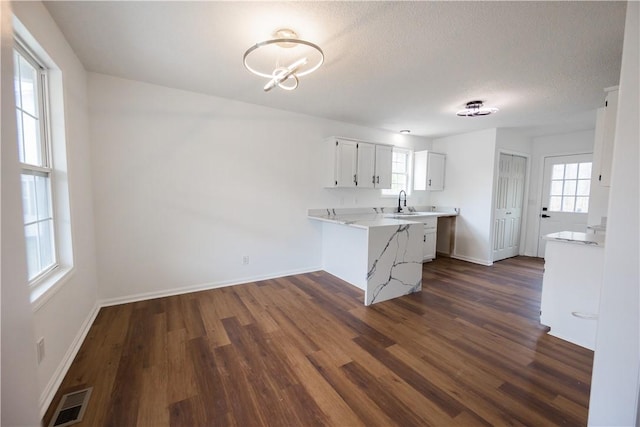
[[49, 387, 93, 427], [456, 100, 499, 117]]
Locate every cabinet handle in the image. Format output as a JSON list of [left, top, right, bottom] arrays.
[[376, 176, 380, 184], [372, 176, 376, 184], [571, 312, 598, 320], [424, 235, 426, 242], [354, 174, 357, 184], [428, 179, 432, 187]]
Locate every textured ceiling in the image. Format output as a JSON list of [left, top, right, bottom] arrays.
[[43, 1, 627, 138]]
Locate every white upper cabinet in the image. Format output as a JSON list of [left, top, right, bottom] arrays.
[[326, 138, 357, 187], [356, 142, 376, 188], [595, 87, 618, 187], [374, 144, 393, 189], [325, 138, 392, 189], [414, 151, 446, 191]]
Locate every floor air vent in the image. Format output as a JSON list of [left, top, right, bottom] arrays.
[[49, 387, 93, 427]]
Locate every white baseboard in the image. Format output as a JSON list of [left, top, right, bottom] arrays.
[[39, 301, 100, 417], [99, 266, 322, 307], [451, 254, 493, 266]]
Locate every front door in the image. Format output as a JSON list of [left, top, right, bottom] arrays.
[[537, 154, 592, 257]]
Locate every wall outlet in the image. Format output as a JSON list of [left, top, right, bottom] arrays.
[[37, 337, 45, 364], [242, 255, 249, 265]]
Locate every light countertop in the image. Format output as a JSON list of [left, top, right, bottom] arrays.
[[308, 209, 458, 230], [544, 231, 605, 247]]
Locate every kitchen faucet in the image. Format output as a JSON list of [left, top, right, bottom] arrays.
[[397, 190, 407, 213]]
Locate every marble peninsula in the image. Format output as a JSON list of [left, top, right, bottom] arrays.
[[308, 207, 457, 305]]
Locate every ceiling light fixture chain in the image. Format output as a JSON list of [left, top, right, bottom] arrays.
[[243, 28, 324, 92]]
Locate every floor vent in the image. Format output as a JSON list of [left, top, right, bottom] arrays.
[[49, 387, 93, 427]]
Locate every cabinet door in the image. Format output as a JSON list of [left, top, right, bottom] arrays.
[[423, 231, 437, 261], [427, 152, 446, 191], [356, 142, 376, 188], [335, 139, 358, 187], [598, 89, 618, 187], [375, 145, 393, 189], [413, 150, 428, 191]]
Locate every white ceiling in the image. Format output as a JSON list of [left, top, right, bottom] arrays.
[[43, 1, 627, 138]]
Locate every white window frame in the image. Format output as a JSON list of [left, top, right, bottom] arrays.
[[382, 147, 413, 196], [14, 40, 60, 284], [548, 161, 592, 213], [13, 22, 75, 308]]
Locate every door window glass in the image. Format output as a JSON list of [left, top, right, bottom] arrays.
[[549, 162, 592, 213]]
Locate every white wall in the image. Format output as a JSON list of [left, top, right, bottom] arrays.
[[522, 129, 595, 256], [495, 128, 532, 154], [430, 129, 497, 265], [9, 1, 100, 416], [589, 1, 639, 424], [0, 1, 41, 425], [88, 73, 431, 303]]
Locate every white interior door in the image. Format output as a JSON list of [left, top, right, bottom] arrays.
[[493, 154, 527, 262], [537, 154, 593, 257]]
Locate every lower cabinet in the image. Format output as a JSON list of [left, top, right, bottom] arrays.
[[540, 239, 604, 350], [422, 217, 438, 261]]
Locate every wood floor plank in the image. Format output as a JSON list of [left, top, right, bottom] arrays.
[[306, 350, 399, 427], [276, 332, 366, 427], [213, 343, 267, 427], [136, 313, 169, 427], [43, 256, 593, 426], [166, 329, 198, 405], [187, 336, 228, 425], [196, 293, 232, 348]]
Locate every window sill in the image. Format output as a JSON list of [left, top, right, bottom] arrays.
[[30, 265, 75, 312]]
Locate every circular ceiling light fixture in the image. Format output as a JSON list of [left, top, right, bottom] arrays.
[[456, 100, 499, 117], [243, 29, 324, 92], [399, 129, 411, 134]]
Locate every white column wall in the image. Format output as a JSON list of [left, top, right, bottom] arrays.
[[9, 1, 100, 416], [0, 1, 41, 424], [588, 2, 640, 424], [430, 129, 497, 265]]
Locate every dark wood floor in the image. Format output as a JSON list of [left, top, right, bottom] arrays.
[[44, 257, 594, 426]]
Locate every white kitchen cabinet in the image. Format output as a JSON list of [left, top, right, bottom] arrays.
[[421, 217, 438, 261], [374, 144, 393, 189], [540, 235, 604, 350], [325, 138, 392, 189], [414, 151, 446, 191], [325, 138, 357, 187], [594, 86, 618, 187], [355, 142, 376, 188]]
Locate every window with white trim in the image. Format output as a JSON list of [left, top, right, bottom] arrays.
[[382, 148, 412, 196], [14, 42, 57, 282], [548, 162, 592, 213]]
